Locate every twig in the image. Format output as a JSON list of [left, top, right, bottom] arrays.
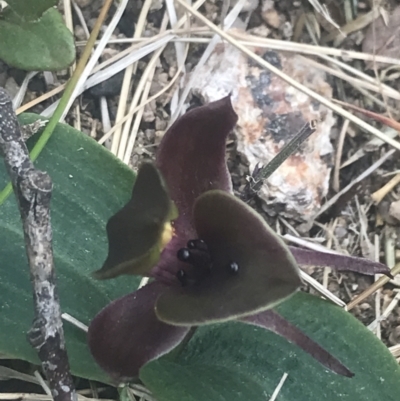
[[0, 88, 76, 401]]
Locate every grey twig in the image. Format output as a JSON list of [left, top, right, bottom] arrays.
[[0, 87, 76, 401]]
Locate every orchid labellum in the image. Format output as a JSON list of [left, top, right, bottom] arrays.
[[88, 97, 390, 382]]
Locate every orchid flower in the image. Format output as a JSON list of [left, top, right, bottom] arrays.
[[88, 97, 390, 382]]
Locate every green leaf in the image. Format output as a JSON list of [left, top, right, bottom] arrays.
[[6, 0, 58, 21], [0, 8, 75, 71], [0, 113, 139, 382], [141, 292, 400, 401]]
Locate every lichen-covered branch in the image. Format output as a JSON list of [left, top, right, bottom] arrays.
[[0, 87, 76, 401]]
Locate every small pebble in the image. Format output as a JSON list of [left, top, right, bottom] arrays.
[[389, 200, 400, 223], [89, 71, 124, 97], [5, 77, 19, 99], [74, 0, 93, 7]]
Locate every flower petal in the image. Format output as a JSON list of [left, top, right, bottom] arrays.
[[93, 163, 177, 279], [87, 281, 190, 381], [156, 96, 238, 242], [155, 190, 302, 326], [290, 247, 391, 276], [241, 310, 353, 377]]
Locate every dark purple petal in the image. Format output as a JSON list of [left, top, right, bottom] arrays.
[[156, 96, 238, 245], [155, 190, 301, 326], [93, 163, 177, 279], [88, 281, 190, 381], [290, 246, 391, 276], [242, 310, 354, 377]]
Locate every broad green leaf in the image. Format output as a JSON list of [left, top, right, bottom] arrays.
[[141, 292, 400, 401], [0, 8, 75, 71], [0, 113, 139, 382], [6, 0, 57, 21]]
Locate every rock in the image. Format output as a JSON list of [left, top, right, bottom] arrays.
[[155, 116, 167, 131], [280, 21, 293, 39], [28, 75, 46, 93], [262, 10, 280, 29], [248, 25, 271, 37], [389, 325, 400, 345], [389, 200, 400, 223], [74, 25, 87, 41], [143, 105, 156, 123], [0, 72, 7, 88], [75, 0, 94, 8], [191, 39, 334, 221], [4, 76, 19, 99], [89, 71, 124, 97], [261, 0, 281, 28]]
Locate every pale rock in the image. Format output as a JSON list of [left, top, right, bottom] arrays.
[[150, 0, 164, 11], [5, 77, 19, 99], [248, 25, 271, 37], [262, 10, 281, 28], [261, 0, 280, 28], [74, 25, 86, 41], [280, 21, 293, 39], [191, 39, 334, 221], [389, 200, 400, 223], [75, 0, 93, 8]]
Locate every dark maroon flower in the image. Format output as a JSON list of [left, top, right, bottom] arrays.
[[88, 97, 389, 382]]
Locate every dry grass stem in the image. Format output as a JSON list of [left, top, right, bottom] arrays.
[[34, 371, 52, 396], [117, 16, 168, 160], [98, 57, 184, 145], [322, 8, 380, 44], [374, 234, 382, 339], [371, 174, 400, 204], [317, 54, 400, 100], [230, 30, 400, 65], [59, 0, 128, 121], [284, 234, 342, 254], [171, 0, 248, 121], [299, 56, 400, 100], [333, 119, 350, 192], [347, 264, 400, 310], [300, 271, 346, 307], [268, 372, 289, 401], [61, 313, 88, 332], [111, 0, 153, 155], [368, 292, 400, 332], [174, 0, 400, 152], [389, 344, 400, 357], [0, 366, 40, 385]]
